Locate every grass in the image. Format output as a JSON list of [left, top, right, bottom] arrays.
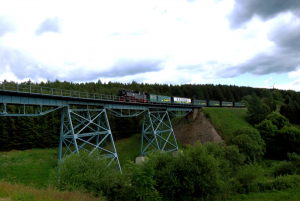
[[0, 181, 104, 201], [226, 186, 300, 201], [114, 134, 141, 166], [202, 107, 253, 142], [0, 148, 58, 189]]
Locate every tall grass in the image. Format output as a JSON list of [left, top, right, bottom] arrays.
[[0, 148, 58, 188], [0, 181, 105, 201]]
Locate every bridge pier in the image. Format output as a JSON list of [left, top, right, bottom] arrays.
[[59, 106, 121, 172], [140, 110, 178, 156]]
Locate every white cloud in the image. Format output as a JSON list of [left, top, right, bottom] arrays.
[[0, 0, 299, 91], [274, 79, 300, 91], [289, 68, 300, 79]]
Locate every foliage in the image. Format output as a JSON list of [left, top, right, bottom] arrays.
[[52, 150, 125, 199], [271, 161, 296, 177], [232, 163, 264, 194], [287, 152, 300, 173], [149, 143, 222, 201], [257, 175, 300, 192], [272, 89, 283, 104], [125, 160, 161, 201], [246, 94, 270, 125], [229, 128, 265, 162], [280, 96, 300, 124], [266, 112, 291, 130], [278, 126, 300, 156], [255, 120, 279, 158], [256, 114, 300, 160]]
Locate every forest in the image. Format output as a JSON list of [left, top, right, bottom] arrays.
[[0, 79, 300, 151]]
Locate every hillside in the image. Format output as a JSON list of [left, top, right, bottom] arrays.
[[173, 110, 222, 146], [173, 107, 253, 145]]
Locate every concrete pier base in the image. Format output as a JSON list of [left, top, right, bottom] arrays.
[[135, 156, 148, 164]]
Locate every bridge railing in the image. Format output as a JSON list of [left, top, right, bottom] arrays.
[[0, 81, 198, 107]]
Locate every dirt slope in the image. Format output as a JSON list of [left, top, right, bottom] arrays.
[[173, 110, 222, 146]]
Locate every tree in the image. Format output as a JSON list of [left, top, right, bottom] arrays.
[[229, 128, 265, 162], [246, 94, 270, 124], [280, 97, 300, 124], [255, 120, 279, 158], [256, 114, 300, 160], [261, 89, 273, 101], [266, 112, 291, 130]]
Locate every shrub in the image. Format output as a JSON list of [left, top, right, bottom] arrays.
[[50, 150, 128, 199], [229, 128, 265, 162], [222, 145, 246, 172], [272, 161, 296, 177], [232, 163, 264, 193], [266, 112, 291, 130], [150, 143, 222, 201], [125, 159, 161, 201], [288, 152, 300, 173], [258, 175, 300, 191], [278, 126, 300, 156]]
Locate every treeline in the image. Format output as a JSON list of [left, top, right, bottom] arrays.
[[0, 79, 300, 151], [13, 79, 294, 102]]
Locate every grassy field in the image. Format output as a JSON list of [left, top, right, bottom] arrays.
[[202, 107, 253, 142], [0, 148, 58, 189], [0, 181, 104, 201]]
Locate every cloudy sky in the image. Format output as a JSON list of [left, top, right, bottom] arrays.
[[1, 0, 300, 91]]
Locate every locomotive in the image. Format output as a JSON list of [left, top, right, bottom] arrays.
[[117, 88, 245, 107]]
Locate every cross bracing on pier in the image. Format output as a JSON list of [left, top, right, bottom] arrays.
[[0, 81, 201, 172]]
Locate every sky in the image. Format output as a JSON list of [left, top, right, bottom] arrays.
[[0, 0, 300, 91]]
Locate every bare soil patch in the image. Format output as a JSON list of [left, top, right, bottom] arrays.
[[173, 110, 222, 146]]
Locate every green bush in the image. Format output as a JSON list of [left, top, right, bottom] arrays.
[[258, 175, 300, 191], [50, 151, 128, 199], [278, 127, 300, 156], [256, 113, 300, 160], [266, 112, 291, 130], [288, 152, 300, 173], [149, 143, 222, 201], [125, 159, 161, 201], [229, 128, 265, 162], [222, 144, 246, 172], [272, 161, 296, 177], [232, 163, 264, 194]]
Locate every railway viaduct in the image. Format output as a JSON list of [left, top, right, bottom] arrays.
[[0, 81, 202, 171]]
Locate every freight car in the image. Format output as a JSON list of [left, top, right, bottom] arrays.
[[233, 102, 245, 107], [149, 94, 171, 103], [207, 100, 220, 107], [193, 99, 207, 106], [172, 97, 192, 105], [221, 101, 233, 107]]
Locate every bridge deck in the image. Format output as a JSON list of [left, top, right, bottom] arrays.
[[0, 81, 200, 111]]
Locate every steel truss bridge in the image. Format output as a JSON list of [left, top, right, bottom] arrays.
[[0, 81, 202, 172]]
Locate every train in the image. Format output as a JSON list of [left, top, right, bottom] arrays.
[[117, 88, 245, 107]]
